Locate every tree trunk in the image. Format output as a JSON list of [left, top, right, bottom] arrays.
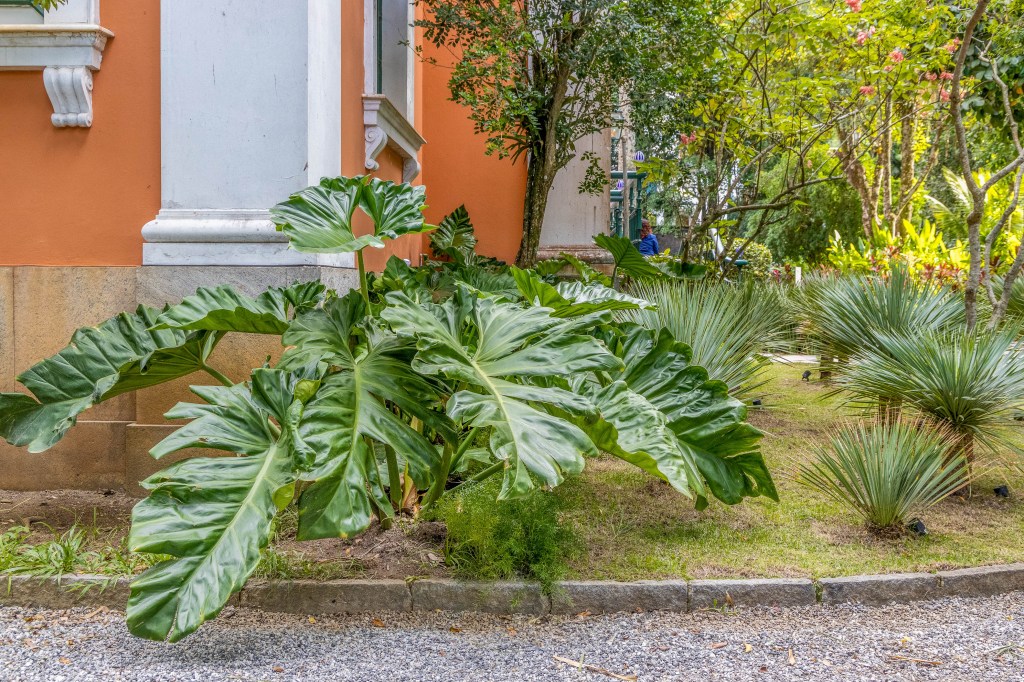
[[516, 154, 553, 267], [838, 122, 878, 239], [964, 207, 984, 330], [881, 95, 894, 232], [896, 98, 917, 230]]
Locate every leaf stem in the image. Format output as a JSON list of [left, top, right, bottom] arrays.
[[449, 427, 480, 473], [385, 444, 402, 509], [202, 364, 234, 387], [357, 250, 369, 304], [423, 459, 504, 513]]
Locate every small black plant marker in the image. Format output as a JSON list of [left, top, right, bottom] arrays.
[[995, 485, 1010, 498], [801, 370, 811, 382], [908, 519, 928, 536], [752, 398, 762, 407]]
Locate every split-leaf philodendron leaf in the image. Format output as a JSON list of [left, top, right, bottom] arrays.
[[382, 288, 623, 498], [280, 291, 454, 539], [614, 326, 774, 508], [0, 306, 223, 452], [153, 281, 326, 334], [271, 175, 432, 254], [127, 368, 304, 642], [511, 267, 653, 317]]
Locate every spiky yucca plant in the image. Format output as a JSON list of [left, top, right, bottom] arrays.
[[798, 420, 969, 533], [836, 326, 1024, 459], [797, 267, 964, 374], [619, 280, 791, 396]]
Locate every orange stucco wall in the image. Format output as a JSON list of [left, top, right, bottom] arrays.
[[420, 44, 526, 264], [0, 2, 521, 269], [0, 0, 160, 266]]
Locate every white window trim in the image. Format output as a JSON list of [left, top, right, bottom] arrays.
[[362, 0, 422, 181], [0, 0, 111, 128], [363, 94, 425, 183]]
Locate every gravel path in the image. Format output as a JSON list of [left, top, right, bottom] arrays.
[[1, 593, 1023, 681]]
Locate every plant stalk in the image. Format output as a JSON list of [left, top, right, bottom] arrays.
[[202, 365, 234, 387], [384, 444, 402, 510], [357, 250, 369, 305]]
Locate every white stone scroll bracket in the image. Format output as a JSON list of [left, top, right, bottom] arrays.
[[362, 94, 425, 183], [43, 65, 93, 127]]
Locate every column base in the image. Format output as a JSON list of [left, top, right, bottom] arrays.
[[141, 209, 354, 268]]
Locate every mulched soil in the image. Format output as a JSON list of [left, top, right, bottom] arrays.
[[0, 489, 451, 579]]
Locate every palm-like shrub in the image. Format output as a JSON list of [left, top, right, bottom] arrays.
[[798, 420, 969, 533], [797, 267, 964, 373], [619, 279, 791, 396], [836, 327, 1024, 457]]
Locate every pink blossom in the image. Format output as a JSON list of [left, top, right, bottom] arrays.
[[680, 133, 697, 145], [884, 65, 894, 72], [845, 0, 862, 11], [944, 38, 962, 54], [856, 31, 870, 45], [889, 49, 905, 63], [924, 72, 938, 81], [939, 88, 950, 102], [859, 85, 876, 96], [940, 71, 953, 81]]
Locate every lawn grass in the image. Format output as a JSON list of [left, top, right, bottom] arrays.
[[556, 363, 1024, 580]]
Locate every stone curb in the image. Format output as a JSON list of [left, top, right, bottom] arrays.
[[2, 564, 1023, 616]]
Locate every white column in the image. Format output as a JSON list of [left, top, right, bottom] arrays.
[[142, 0, 347, 267]]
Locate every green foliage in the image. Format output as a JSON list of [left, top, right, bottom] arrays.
[[620, 280, 791, 396], [429, 205, 477, 265], [826, 221, 967, 284], [429, 478, 578, 589], [727, 242, 773, 281], [0, 176, 767, 642], [595, 234, 706, 284], [798, 420, 969, 532], [796, 267, 965, 369], [597, 326, 775, 509], [836, 326, 1024, 452], [0, 307, 224, 453]]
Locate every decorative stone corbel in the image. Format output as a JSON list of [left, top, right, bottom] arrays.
[[0, 24, 113, 128], [362, 94, 425, 183], [43, 66, 93, 127]]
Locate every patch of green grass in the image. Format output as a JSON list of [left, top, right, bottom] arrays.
[[557, 363, 1024, 580], [0, 524, 154, 579], [427, 477, 580, 590]]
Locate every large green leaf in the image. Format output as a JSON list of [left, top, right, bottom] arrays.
[[270, 176, 378, 253], [0, 306, 222, 452], [153, 281, 326, 334], [280, 292, 453, 539], [382, 289, 622, 498], [271, 176, 431, 254], [430, 205, 477, 264], [612, 326, 774, 508], [512, 267, 652, 317], [127, 369, 302, 642], [595, 234, 665, 280], [580, 380, 703, 500], [358, 177, 431, 241]]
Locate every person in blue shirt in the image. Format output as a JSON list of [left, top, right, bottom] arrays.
[[637, 219, 660, 256]]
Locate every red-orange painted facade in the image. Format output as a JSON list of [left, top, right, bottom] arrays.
[[0, 1, 524, 268]]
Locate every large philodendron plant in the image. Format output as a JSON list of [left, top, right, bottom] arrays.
[[0, 176, 774, 642]]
